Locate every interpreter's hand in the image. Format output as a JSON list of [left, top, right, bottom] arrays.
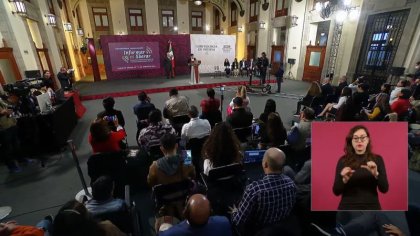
[[361, 161, 379, 178], [228, 205, 238, 214], [340, 167, 355, 184], [383, 224, 404, 236]]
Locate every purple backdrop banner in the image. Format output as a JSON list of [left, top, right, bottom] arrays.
[[109, 42, 160, 71], [101, 35, 191, 79]]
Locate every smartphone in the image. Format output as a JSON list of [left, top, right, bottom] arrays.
[[181, 150, 192, 165]]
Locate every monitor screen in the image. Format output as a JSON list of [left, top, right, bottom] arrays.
[[24, 70, 41, 79]]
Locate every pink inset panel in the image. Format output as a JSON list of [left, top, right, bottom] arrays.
[[311, 122, 408, 211]]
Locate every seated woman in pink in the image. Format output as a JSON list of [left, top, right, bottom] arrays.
[[89, 118, 126, 153]]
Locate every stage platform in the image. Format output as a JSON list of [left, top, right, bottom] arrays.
[[76, 74, 276, 100]]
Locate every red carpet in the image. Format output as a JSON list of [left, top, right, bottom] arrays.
[[80, 79, 276, 101]]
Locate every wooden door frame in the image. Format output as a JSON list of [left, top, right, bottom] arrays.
[[247, 45, 256, 60], [270, 45, 285, 75], [302, 45, 326, 82], [0, 47, 22, 84]]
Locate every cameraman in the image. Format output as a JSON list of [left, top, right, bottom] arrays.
[[258, 52, 269, 85], [0, 97, 21, 173], [57, 67, 73, 90]]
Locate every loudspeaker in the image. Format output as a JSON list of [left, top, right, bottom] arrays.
[[390, 67, 405, 76], [287, 58, 296, 65]]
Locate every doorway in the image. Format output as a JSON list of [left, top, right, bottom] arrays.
[[302, 45, 326, 82], [271, 45, 284, 75]]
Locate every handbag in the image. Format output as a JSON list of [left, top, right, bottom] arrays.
[[287, 126, 300, 145]]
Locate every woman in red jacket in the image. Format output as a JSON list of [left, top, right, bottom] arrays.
[[88, 117, 126, 153]]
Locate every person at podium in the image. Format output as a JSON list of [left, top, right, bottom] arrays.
[[188, 54, 200, 84]]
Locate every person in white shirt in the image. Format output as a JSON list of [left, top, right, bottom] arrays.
[[317, 87, 352, 117], [181, 105, 211, 141], [389, 79, 410, 105]]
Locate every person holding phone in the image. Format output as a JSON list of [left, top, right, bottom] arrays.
[[88, 118, 126, 153], [97, 96, 125, 131], [333, 125, 389, 210]]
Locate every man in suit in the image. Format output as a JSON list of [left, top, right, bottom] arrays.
[[259, 52, 269, 85], [164, 52, 173, 79]]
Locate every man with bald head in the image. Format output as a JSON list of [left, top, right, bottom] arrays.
[[160, 194, 232, 236], [231, 148, 297, 235]]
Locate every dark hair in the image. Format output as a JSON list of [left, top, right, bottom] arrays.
[[92, 176, 114, 201], [202, 122, 241, 168], [233, 96, 243, 107], [303, 107, 315, 120], [102, 97, 115, 111], [52, 200, 102, 236], [343, 125, 375, 169], [148, 109, 162, 124], [188, 105, 199, 118], [160, 133, 177, 151], [374, 93, 391, 114], [263, 99, 276, 114], [90, 119, 110, 142], [169, 88, 178, 97], [207, 88, 215, 98], [381, 83, 391, 94], [400, 88, 411, 99], [341, 87, 352, 97], [138, 91, 147, 101], [399, 79, 410, 87], [358, 83, 369, 92], [266, 113, 287, 146]]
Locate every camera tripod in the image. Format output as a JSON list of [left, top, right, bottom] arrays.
[[286, 62, 295, 80]]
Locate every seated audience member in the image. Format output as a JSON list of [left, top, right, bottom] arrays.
[[200, 88, 221, 126], [163, 88, 189, 119], [295, 82, 322, 115], [97, 97, 125, 130], [85, 176, 126, 216], [228, 86, 250, 115], [352, 83, 370, 112], [226, 97, 253, 129], [259, 99, 276, 123], [147, 133, 195, 218], [367, 83, 391, 109], [321, 77, 334, 99], [138, 109, 176, 151], [202, 122, 242, 175], [390, 79, 410, 104], [160, 194, 232, 236], [410, 78, 420, 101], [53, 200, 125, 236], [317, 87, 352, 118], [335, 76, 348, 99], [258, 113, 287, 149], [289, 108, 315, 151], [0, 218, 52, 236], [363, 93, 391, 121], [311, 211, 410, 236], [232, 58, 239, 77], [391, 88, 412, 119], [133, 91, 155, 126], [41, 70, 54, 89], [89, 118, 126, 154], [181, 105, 211, 141], [231, 148, 297, 235]]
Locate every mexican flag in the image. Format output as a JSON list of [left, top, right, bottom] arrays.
[[168, 40, 175, 76]]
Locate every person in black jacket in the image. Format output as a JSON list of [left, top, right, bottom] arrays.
[[226, 97, 253, 129], [97, 97, 125, 131], [259, 52, 269, 85], [333, 125, 388, 210], [275, 64, 285, 93]]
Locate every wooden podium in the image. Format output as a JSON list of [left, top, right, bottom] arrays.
[[189, 60, 201, 84]]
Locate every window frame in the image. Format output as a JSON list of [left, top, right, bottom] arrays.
[[275, 0, 289, 17], [231, 2, 237, 27], [92, 7, 110, 31], [249, 0, 259, 22], [191, 11, 203, 31], [162, 9, 174, 28], [128, 8, 144, 31], [214, 9, 220, 30]]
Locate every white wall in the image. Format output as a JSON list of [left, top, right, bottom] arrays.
[[145, 0, 160, 34], [176, 0, 189, 34]]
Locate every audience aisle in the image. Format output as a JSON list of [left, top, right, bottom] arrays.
[[1, 78, 420, 236]]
